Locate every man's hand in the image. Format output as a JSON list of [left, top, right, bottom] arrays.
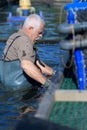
[[43, 70, 64, 88], [42, 79, 53, 88], [36, 60, 53, 76]]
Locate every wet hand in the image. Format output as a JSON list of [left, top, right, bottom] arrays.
[[36, 60, 53, 75], [42, 79, 53, 88]]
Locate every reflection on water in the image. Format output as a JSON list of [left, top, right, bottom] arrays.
[[0, 90, 21, 130], [0, 4, 67, 129]]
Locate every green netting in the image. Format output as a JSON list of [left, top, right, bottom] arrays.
[[49, 102, 87, 130], [49, 78, 87, 130], [61, 78, 77, 89]]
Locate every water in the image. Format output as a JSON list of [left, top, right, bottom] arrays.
[[0, 4, 67, 130]]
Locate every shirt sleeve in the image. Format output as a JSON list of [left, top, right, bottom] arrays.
[[16, 36, 36, 63]]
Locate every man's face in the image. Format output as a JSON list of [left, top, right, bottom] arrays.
[[30, 23, 44, 42]]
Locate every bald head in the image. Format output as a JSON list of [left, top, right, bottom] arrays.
[[23, 14, 45, 31]]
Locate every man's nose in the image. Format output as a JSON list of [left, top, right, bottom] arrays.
[[39, 32, 44, 37], [39, 34, 43, 38]]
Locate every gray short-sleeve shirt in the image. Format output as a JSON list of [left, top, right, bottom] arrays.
[[3, 29, 36, 63]]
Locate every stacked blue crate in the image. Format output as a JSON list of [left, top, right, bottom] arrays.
[[65, 0, 87, 90], [57, 0, 87, 89]]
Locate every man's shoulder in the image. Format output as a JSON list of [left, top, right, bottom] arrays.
[[7, 29, 32, 46], [8, 30, 27, 42]]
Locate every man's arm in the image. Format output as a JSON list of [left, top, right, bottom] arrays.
[[21, 60, 47, 85]]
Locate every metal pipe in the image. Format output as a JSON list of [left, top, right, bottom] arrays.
[[58, 22, 87, 34], [59, 38, 87, 50]]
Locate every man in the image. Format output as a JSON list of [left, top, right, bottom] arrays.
[[0, 14, 54, 93]]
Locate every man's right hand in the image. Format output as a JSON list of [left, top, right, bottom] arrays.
[[42, 79, 53, 88], [36, 60, 53, 76]]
